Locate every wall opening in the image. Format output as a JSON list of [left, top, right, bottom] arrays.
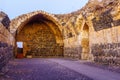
[[81, 23, 89, 60], [16, 42, 24, 58], [17, 42, 23, 48]]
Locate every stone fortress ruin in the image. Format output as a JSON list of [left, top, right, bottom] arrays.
[[0, 0, 120, 71]]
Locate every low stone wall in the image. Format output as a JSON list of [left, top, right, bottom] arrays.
[[0, 23, 14, 71], [64, 46, 82, 59], [91, 43, 120, 66]]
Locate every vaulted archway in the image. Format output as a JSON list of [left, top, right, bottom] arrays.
[[10, 11, 64, 58]]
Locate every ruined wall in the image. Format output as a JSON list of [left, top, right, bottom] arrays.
[[55, 9, 91, 59], [9, 0, 120, 66], [84, 0, 120, 65], [16, 22, 63, 57], [0, 23, 14, 71], [55, 12, 83, 59], [54, 0, 120, 63]]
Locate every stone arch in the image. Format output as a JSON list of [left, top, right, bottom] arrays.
[[81, 22, 89, 60], [10, 10, 64, 57], [75, 14, 85, 34], [10, 10, 63, 36]]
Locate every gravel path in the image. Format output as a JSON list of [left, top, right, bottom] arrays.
[[0, 58, 93, 80]]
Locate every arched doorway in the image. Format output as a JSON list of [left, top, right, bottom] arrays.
[[81, 23, 89, 60], [15, 13, 63, 58]]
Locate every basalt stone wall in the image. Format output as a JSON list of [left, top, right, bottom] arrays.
[[0, 23, 14, 71], [64, 46, 82, 59], [91, 43, 120, 65]]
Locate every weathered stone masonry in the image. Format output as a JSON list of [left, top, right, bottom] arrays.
[[16, 22, 63, 57], [87, 0, 120, 65], [91, 43, 120, 65], [10, 11, 63, 57], [54, 0, 120, 65], [0, 19, 14, 71], [9, 0, 120, 65]]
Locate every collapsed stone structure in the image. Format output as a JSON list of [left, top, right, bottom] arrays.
[[0, 12, 14, 71], [0, 0, 120, 71]]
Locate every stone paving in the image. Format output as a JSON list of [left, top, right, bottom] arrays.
[[0, 58, 93, 80], [48, 58, 120, 80], [84, 61, 120, 74], [0, 58, 120, 80]]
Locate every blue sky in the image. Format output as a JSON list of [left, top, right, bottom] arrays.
[[0, 0, 88, 19]]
